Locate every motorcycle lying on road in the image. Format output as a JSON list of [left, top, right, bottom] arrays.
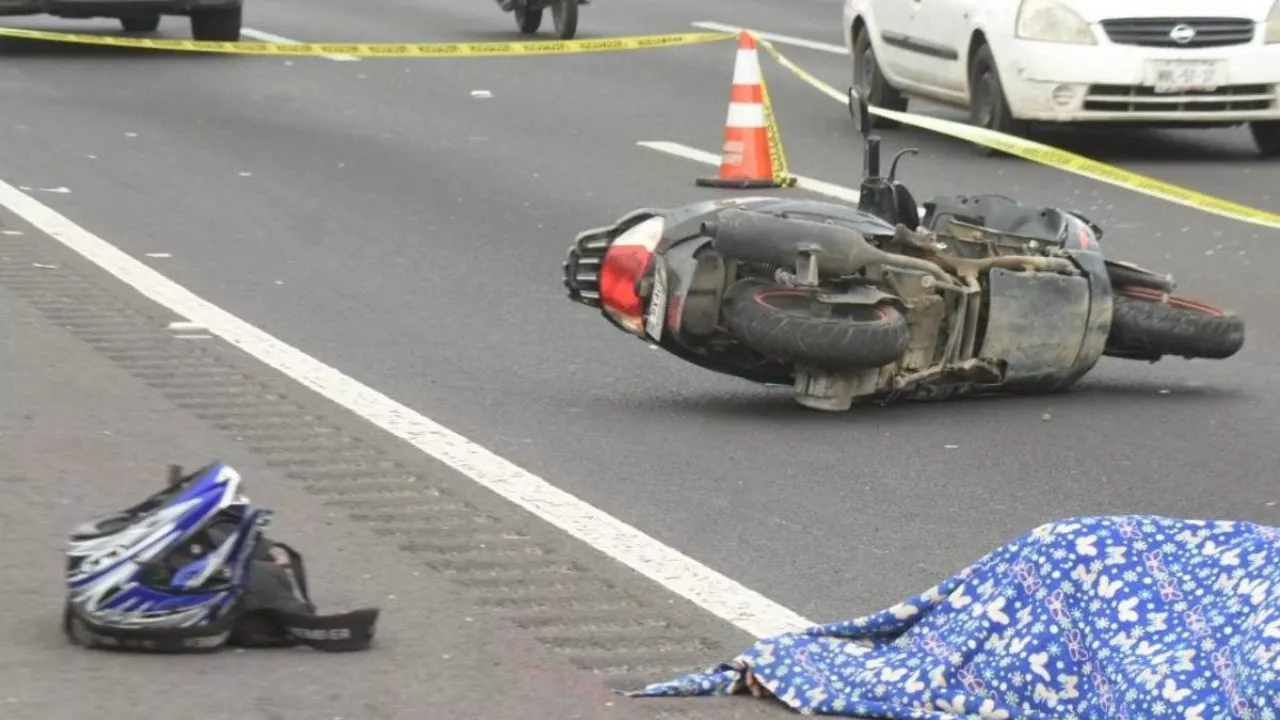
[[561, 89, 1246, 412], [506, 0, 584, 40]]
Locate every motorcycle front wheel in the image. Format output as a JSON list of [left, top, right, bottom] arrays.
[[1104, 286, 1245, 360], [552, 0, 578, 39]]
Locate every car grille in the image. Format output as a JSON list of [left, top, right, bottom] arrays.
[[1100, 18, 1255, 48], [1084, 84, 1277, 113]]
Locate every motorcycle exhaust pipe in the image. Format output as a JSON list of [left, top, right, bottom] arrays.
[[703, 208, 949, 282]]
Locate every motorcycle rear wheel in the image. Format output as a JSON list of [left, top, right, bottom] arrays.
[[1104, 286, 1245, 360], [723, 279, 910, 370]]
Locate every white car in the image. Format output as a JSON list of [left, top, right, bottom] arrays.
[[841, 0, 1280, 155]]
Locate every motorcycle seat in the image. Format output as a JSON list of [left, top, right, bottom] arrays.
[[921, 194, 1073, 245]]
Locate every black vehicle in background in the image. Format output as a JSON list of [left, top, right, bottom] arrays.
[[1, 0, 243, 42]]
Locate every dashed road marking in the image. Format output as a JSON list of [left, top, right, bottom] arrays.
[[691, 21, 847, 55], [639, 140, 860, 203]]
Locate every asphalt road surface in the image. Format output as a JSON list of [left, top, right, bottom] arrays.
[[1, 0, 1278, 716]]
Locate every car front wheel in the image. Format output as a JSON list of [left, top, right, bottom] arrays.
[[1249, 121, 1280, 157], [852, 28, 907, 129], [120, 15, 161, 32], [191, 6, 242, 42], [967, 43, 1028, 155]]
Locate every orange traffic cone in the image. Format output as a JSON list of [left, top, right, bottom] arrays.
[[697, 31, 794, 189]]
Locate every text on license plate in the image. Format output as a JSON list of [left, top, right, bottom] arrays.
[[644, 258, 667, 341], [1146, 60, 1225, 94]]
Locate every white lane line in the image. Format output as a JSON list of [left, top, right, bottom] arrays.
[[638, 140, 861, 203], [0, 177, 814, 640], [241, 27, 359, 62], [638, 140, 927, 220], [691, 21, 847, 56]]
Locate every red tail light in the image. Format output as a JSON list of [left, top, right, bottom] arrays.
[[599, 216, 664, 335]]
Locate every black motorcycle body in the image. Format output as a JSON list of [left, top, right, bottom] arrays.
[[561, 90, 1245, 411]]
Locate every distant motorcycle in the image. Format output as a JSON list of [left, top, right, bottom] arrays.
[[507, 0, 583, 40], [560, 88, 1246, 412]]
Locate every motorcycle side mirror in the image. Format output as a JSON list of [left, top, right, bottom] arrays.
[[847, 87, 871, 138], [849, 87, 880, 181], [887, 148, 919, 183], [848, 87, 882, 182]]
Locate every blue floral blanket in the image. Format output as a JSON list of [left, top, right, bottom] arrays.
[[630, 515, 1280, 719]]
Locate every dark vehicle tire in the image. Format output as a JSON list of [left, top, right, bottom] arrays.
[[852, 27, 906, 130], [967, 43, 1028, 156], [515, 3, 543, 34], [1249, 121, 1280, 157], [1105, 286, 1245, 360], [190, 7, 241, 42], [552, 0, 578, 39], [120, 15, 161, 32], [723, 279, 911, 370]]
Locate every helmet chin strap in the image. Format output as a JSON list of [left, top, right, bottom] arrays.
[[275, 607, 381, 652], [227, 540, 380, 652]]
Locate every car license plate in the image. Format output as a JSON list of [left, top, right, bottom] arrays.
[[644, 257, 667, 341], [1146, 60, 1225, 94]]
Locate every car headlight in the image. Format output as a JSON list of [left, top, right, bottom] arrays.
[[1267, 0, 1280, 43], [1015, 0, 1096, 45]]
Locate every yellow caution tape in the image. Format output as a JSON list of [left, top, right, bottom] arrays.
[[755, 37, 1280, 232], [8, 23, 1278, 231], [758, 60, 798, 188], [0, 27, 734, 57]]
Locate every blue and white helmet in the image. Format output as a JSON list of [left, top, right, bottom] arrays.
[[63, 461, 380, 653], [63, 462, 268, 651]]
